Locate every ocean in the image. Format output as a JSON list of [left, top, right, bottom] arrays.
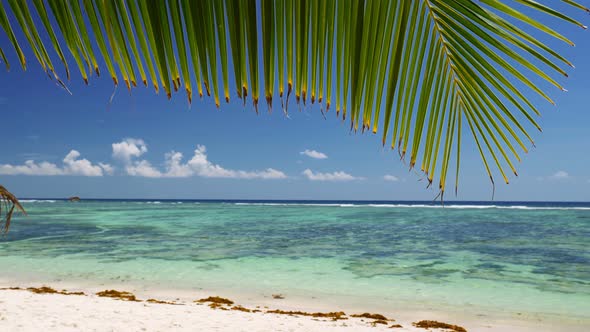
[[1, 199, 589, 323]]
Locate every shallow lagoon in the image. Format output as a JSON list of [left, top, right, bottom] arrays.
[[1, 200, 589, 323]]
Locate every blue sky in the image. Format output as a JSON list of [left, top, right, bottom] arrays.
[[0, 3, 589, 201]]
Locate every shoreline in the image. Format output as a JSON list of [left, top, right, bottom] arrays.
[[1, 281, 588, 332]]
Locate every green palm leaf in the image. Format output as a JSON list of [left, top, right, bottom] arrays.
[[0, 0, 586, 198]]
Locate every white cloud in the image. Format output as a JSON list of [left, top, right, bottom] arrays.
[[302, 169, 362, 181], [0, 150, 109, 176], [114, 140, 287, 180], [0, 160, 62, 176], [63, 150, 105, 176], [164, 151, 193, 178], [99, 163, 114, 175], [125, 160, 163, 178], [112, 138, 148, 162], [300, 149, 328, 159], [537, 170, 572, 182], [550, 171, 570, 179], [383, 175, 399, 182]]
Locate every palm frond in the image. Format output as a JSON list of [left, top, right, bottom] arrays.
[[0, 0, 587, 196], [0, 185, 25, 233]]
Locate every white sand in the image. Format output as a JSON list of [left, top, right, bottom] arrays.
[[0, 289, 419, 332], [0, 286, 587, 332]]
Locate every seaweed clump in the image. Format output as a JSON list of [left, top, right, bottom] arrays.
[[413, 320, 467, 332], [27, 286, 84, 296], [351, 313, 390, 321], [371, 320, 389, 326], [196, 296, 234, 305], [146, 298, 179, 305], [196, 296, 235, 310], [231, 305, 251, 313], [267, 309, 348, 321], [96, 289, 139, 301], [389, 324, 403, 328]]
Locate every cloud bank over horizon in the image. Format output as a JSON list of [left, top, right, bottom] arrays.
[[115, 138, 287, 179], [0, 139, 402, 183], [0, 139, 287, 180], [0, 150, 112, 176]]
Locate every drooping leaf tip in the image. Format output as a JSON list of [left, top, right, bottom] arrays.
[[253, 98, 259, 114]]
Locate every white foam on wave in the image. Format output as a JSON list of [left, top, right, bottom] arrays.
[[232, 202, 590, 211], [234, 202, 357, 207], [19, 200, 57, 203]]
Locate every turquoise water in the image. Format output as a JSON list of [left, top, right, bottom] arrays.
[[1, 200, 589, 321]]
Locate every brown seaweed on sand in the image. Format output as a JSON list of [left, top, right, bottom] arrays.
[[231, 305, 252, 313], [371, 319, 389, 326], [195, 296, 234, 305], [267, 309, 348, 321], [389, 324, 403, 328], [27, 286, 84, 296], [272, 294, 285, 299], [96, 289, 139, 301], [351, 313, 390, 321], [146, 298, 180, 305], [413, 320, 467, 332], [208, 303, 229, 310]]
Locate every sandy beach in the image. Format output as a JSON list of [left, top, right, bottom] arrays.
[[1, 283, 588, 332]]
